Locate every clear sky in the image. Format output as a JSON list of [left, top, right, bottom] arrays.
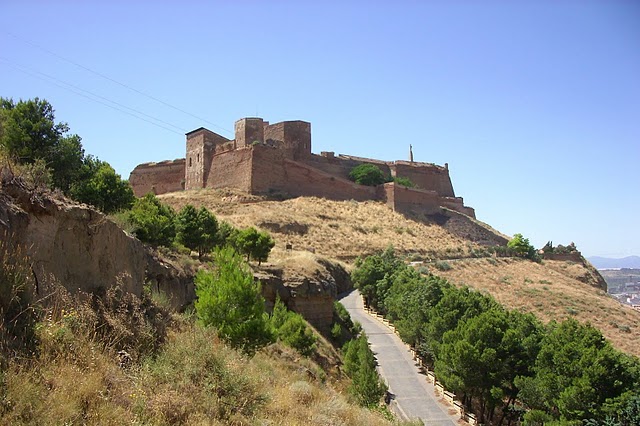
[[1, 1, 638, 258]]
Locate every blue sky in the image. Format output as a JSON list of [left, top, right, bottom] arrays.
[[1, 1, 638, 257]]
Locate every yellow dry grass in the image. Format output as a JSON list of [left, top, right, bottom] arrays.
[[434, 257, 640, 358], [160, 189, 479, 261], [160, 189, 639, 358]]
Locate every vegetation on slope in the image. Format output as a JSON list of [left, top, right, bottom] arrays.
[[0, 238, 406, 425], [0, 97, 134, 213], [160, 189, 638, 359], [352, 248, 640, 426]]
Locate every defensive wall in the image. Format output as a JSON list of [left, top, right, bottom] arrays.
[[129, 117, 476, 218]]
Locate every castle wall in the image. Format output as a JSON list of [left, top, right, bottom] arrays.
[[392, 162, 455, 197], [250, 146, 377, 200], [305, 154, 393, 181], [440, 197, 476, 218], [129, 159, 185, 197], [381, 184, 443, 215], [205, 147, 253, 192]]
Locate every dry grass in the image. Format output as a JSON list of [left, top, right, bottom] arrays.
[[1, 317, 405, 425], [434, 257, 640, 357], [160, 189, 480, 261], [160, 188, 640, 359]]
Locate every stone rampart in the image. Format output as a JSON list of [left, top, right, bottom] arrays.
[[391, 162, 455, 197], [206, 147, 253, 192], [440, 196, 476, 218], [129, 159, 185, 197], [280, 159, 378, 201], [381, 183, 443, 215]]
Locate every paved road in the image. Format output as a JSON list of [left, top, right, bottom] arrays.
[[339, 290, 460, 426]]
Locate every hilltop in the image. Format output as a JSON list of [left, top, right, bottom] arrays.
[[159, 188, 640, 358]]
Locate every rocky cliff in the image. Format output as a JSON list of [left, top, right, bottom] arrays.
[[0, 172, 346, 330], [255, 252, 352, 331], [0, 173, 193, 310]]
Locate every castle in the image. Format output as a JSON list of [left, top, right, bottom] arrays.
[[129, 117, 476, 218]]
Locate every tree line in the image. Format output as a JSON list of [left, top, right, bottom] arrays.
[[124, 193, 274, 263], [352, 248, 640, 426], [1, 97, 135, 213]]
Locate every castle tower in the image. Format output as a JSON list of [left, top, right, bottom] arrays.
[[235, 117, 264, 148], [184, 127, 230, 190], [264, 120, 311, 160]]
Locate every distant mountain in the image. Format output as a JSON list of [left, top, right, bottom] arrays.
[[588, 256, 640, 269]]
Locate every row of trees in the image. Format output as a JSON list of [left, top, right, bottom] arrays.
[[352, 248, 640, 425], [1, 98, 134, 214], [126, 193, 274, 262]]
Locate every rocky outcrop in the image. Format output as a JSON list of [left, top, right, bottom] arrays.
[[0, 174, 193, 310], [255, 252, 352, 331]]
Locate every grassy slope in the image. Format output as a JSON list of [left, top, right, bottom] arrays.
[[160, 189, 482, 261], [160, 189, 640, 358]]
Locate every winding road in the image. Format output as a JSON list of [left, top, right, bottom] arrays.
[[339, 290, 461, 426]]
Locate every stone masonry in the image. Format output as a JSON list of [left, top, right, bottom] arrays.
[[129, 117, 476, 218]]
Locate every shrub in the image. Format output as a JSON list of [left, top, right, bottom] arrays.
[[270, 298, 317, 356], [176, 204, 218, 258], [195, 247, 273, 353], [507, 233, 539, 261], [393, 176, 415, 187], [434, 260, 452, 271], [342, 334, 387, 407], [348, 164, 387, 186], [234, 227, 275, 264], [128, 193, 176, 246]]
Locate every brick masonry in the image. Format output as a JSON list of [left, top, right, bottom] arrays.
[[129, 117, 476, 218]]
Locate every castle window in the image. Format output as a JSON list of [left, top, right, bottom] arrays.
[[189, 157, 192, 167], [197, 153, 200, 162]]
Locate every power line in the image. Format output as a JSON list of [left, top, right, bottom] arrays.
[[0, 57, 188, 133], [0, 58, 185, 136], [4, 31, 233, 136]]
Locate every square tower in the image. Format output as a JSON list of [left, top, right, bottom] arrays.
[[235, 117, 264, 148]]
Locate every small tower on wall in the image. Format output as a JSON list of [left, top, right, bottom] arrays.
[[409, 144, 414, 163], [235, 118, 264, 148]]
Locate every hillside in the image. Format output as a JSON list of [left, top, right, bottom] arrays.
[[160, 189, 640, 358]]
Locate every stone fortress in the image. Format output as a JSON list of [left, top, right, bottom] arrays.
[[129, 117, 475, 218]]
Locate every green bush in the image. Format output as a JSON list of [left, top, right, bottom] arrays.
[[195, 247, 273, 353], [270, 298, 317, 356], [507, 233, 539, 261], [234, 227, 275, 264], [434, 260, 452, 271], [176, 205, 218, 258], [70, 161, 134, 214], [128, 193, 176, 247], [393, 176, 415, 187], [343, 334, 387, 407], [348, 164, 387, 186]]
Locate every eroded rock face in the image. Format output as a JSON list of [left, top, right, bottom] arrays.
[[255, 252, 352, 331], [0, 176, 193, 309]]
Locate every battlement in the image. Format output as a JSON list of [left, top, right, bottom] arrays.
[[129, 117, 475, 218]]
